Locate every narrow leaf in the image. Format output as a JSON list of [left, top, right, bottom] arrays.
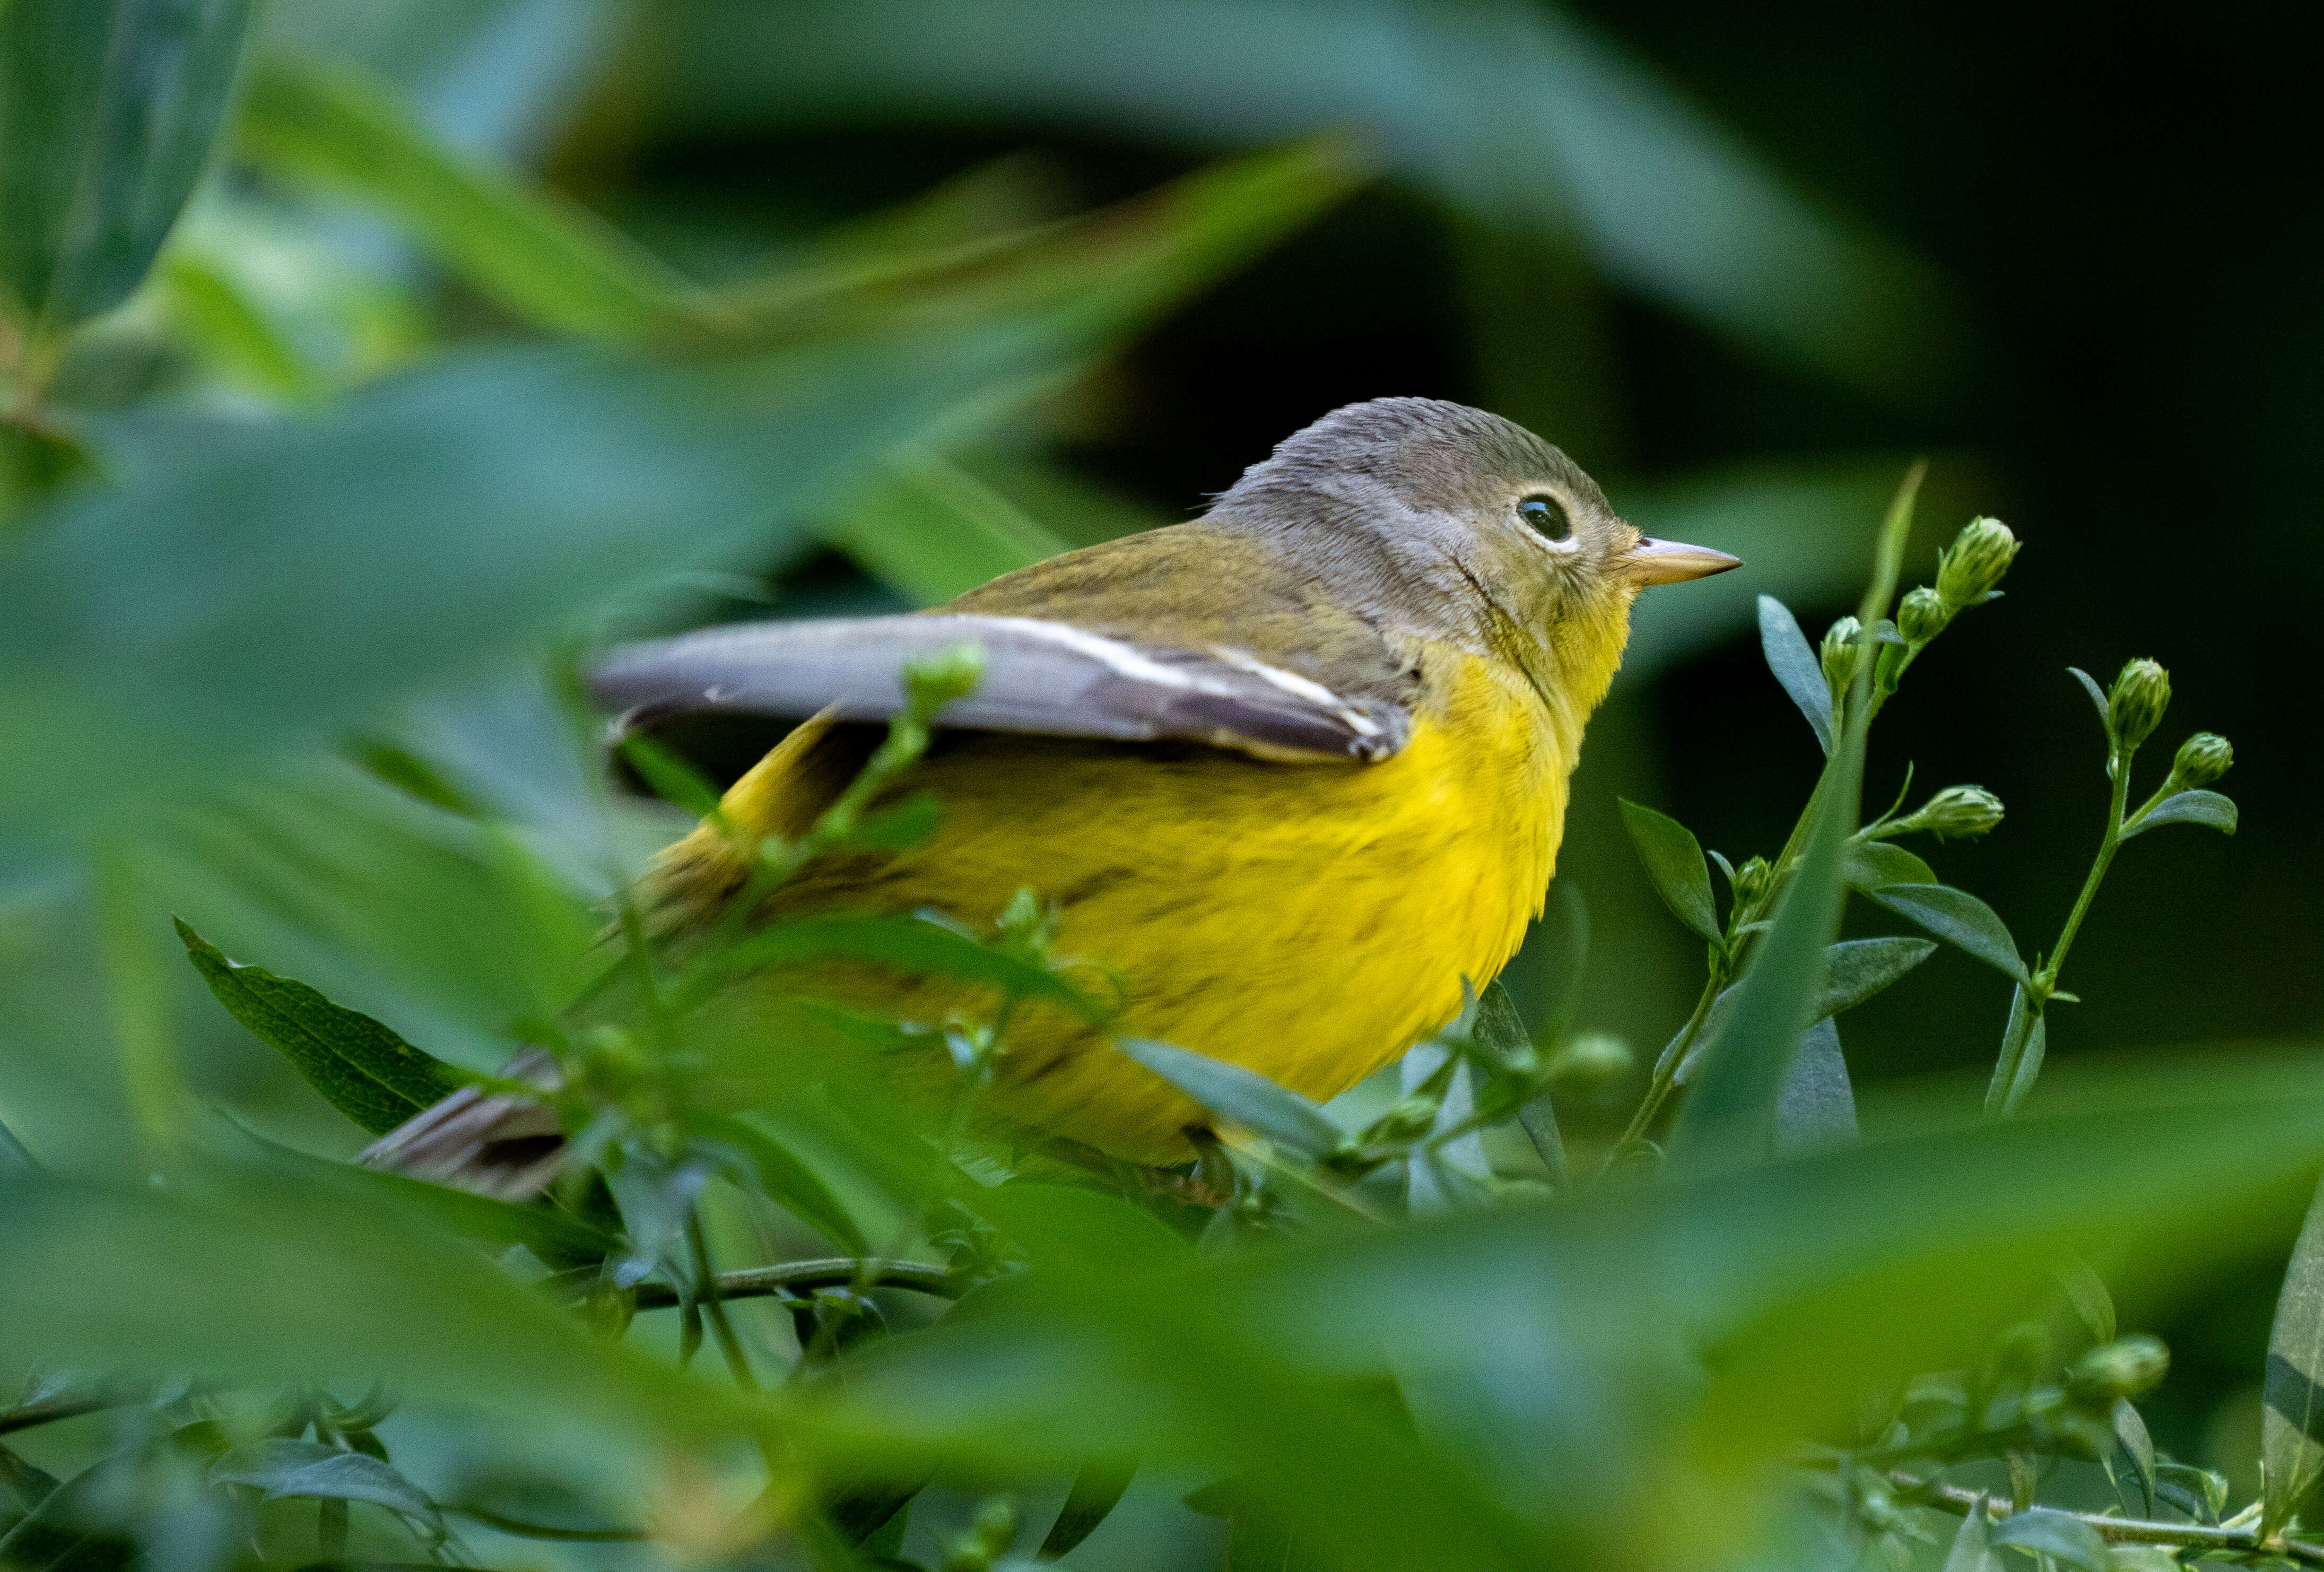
[[1867, 884, 2029, 984], [2262, 1171, 2324, 1536], [0, 0, 257, 332], [2053, 1255, 2117, 1345], [1617, 800, 1722, 945], [1816, 936, 1935, 1019], [831, 451, 1075, 606], [1989, 1507, 2110, 1572], [2067, 666, 2112, 730], [689, 1111, 869, 1256], [0, 1113, 33, 1171], [1772, 1017, 1856, 1152], [2114, 1398, 2156, 1509], [176, 919, 464, 1135], [2122, 788, 2238, 839], [1115, 1038, 1342, 1160], [1039, 1457, 1137, 1559], [212, 1439, 441, 1537], [1940, 1499, 1999, 1572], [1757, 595, 1834, 755]]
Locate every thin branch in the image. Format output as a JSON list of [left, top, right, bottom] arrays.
[[0, 1394, 124, 1436], [629, 1257, 962, 1309], [1896, 1471, 2324, 1567]]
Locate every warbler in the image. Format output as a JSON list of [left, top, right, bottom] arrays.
[[371, 398, 1735, 1180]]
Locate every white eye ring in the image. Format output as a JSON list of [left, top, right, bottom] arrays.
[[1518, 493, 1572, 542]]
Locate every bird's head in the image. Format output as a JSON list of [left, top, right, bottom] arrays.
[[1208, 396, 1738, 718]]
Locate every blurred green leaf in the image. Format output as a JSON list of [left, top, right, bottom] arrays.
[[1772, 1017, 1854, 1152], [1868, 883, 2029, 985], [1039, 1457, 1137, 1560], [2053, 1255, 2117, 1345], [1816, 937, 1934, 1019], [0, 0, 257, 337], [177, 917, 464, 1135], [210, 1437, 442, 1539], [1939, 1500, 1998, 1572], [2262, 1173, 2324, 1536], [830, 450, 1073, 605], [2122, 788, 2237, 839], [236, 56, 698, 341], [1618, 799, 1721, 946], [2113, 1397, 2155, 1507], [1115, 1037, 1342, 1160], [0, 1110, 33, 1171], [1989, 1507, 2109, 1572], [690, 1110, 870, 1256], [1756, 595, 1833, 755]]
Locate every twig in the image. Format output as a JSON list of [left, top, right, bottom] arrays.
[[0, 1394, 124, 1436], [630, 1257, 962, 1309], [1895, 1471, 2324, 1566]]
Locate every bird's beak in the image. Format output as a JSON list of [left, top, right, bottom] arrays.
[[1619, 536, 1742, 586]]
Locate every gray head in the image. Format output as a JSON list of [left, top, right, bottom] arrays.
[[1205, 397, 1736, 694]]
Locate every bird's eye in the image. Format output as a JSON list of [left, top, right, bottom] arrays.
[[1518, 493, 1572, 541]]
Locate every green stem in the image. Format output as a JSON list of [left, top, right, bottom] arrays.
[[628, 1257, 962, 1308], [1617, 970, 1723, 1148], [685, 1211, 758, 1393], [1892, 1471, 2324, 1567]]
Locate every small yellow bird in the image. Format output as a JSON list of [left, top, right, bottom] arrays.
[[589, 397, 1737, 1164]]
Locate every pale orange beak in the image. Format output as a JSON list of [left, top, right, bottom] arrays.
[[1620, 536, 1742, 585]]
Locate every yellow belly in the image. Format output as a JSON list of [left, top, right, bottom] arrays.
[[661, 648, 1570, 1163]]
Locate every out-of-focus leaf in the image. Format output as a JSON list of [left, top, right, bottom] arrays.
[[1772, 1017, 1854, 1152], [1115, 1038, 1342, 1160], [1939, 1500, 1998, 1572], [2053, 1255, 2117, 1345], [1868, 884, 2029, 985], [690, 1110, 869, 1255], [210, 1437, 442, 1538], [1988, 1507, 2108, 1572], [2122, 789, 2237, 839], [1039, 1458, 1137, 1559], [2114, 1397, 2155, 1507], [829, 450, 1073, 605], [1617, 800, 1721, 946], [177, 918, 464, 1134], [700, 913, 1106, 1022], [1815, 937, 1934, 1020], [0, 1111, 34, 1170], [1843, 838, 1936, 891], [655, 0, 1971, 401], [236, 57, 697, 341], [0, 0, 257, 335], [1756, 595, 1833, 755], [2263, 1173, 2324, 1536]]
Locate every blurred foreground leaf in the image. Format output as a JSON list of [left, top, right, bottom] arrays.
[[2263, 1174, 2324, 1536]]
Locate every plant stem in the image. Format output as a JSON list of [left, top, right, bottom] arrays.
[[1618, 970, 1722, 1148], [2043, 748, 2132, 989], [0, 1393, 123, 1436], [685, 1211, 758, 1392], [628, 1258, 963, 1309], [1893, 1471, 2324, 1567]]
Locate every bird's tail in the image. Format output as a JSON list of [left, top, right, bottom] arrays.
[[356, 1046, 567, 1202]]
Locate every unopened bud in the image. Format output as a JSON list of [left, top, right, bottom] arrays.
[[904, 640, 986, 713], [1732, 854, 1773, 909], [1821, 616, 1864, 696], [1917, 785, 2005, 841], [2171, 732, 2234, 788], [1546, 1032, 1633, 1090], [1936, 517, 2020, 608], [1898, 586, 1949, 644], [1366, 1095, 1441, 1144], [2066, 1334, 2170, 1403], [2107, 658, 2172, 754]]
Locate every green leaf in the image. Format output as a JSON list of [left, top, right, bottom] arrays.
[[0, 0, 257, 335], [175, 918, 463, 1136], [235, 57, 693, 342], [689, 1111, 869, 1256], [1617, 800, 1722, 945], [1989, 1507, 2110, 1572], [2053, 1255, 2117, 1345], [1843, 838, 1936, 890], [698, 913, 1107, 1022], [210, 1437, 442, 1540], [1038, 1457, 1137, 1560], [1867, 883, 2029, 985], [1115, 1038, 1342, 1160], [2067, 666, 2112, 731], [1771, 1018, 1855, 1152], [2263, 1171, 2324, 1536], [830, 450, 1075, 606], [1756, 595, 1834, 755], [0, 1111, 33, 1171], [2122, 788, 2238, 839], [1816, 936, 1935, 1019], [1939, 1500, 1998, 1572], [2113, 1397, 2156, 1509]]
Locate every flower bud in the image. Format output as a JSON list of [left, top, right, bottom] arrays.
[[1917, 785, 2005, 841], [1731, 854, 1773, 909], [2065, 1334, 2170, 1403], [2107, 658, 2172, 754], [2171, 731, 2234, 788], [1936, 516, 2020, 607], [1821, 616, 1863, 696], [904, 640, 987, 712], [1546, 1031, 1633, 1090], [1897, 585, 1948, 644]]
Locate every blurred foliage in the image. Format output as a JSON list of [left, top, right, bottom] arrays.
[[0, 3, 2314, 1570]]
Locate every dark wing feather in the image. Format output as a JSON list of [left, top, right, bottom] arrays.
[[590, 612, 1409, 763]]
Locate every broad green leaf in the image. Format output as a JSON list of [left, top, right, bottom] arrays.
[[1843, 838, 1936, 891], [2262, 1171, 2324, 1536], [1867, 883, 2029, 985], [1756, 595, 1834, 755], [689, 1110, 869, 1256], [696, 913, 1106, 1022], [0, 0, 257, 334], [2067, 666, 2111, 731], [1816, 936, 1935, 1019], [1115, 1037, 1342, 1160], [236, 57, 695, 342], [1989, 1507, 2109, 1572], [210, 1437, 441, 1539], [1039, 1458, 1137, 1559], [177, 918, 463, 1135], [2122, 788, 2238, 839], [1940, 1500, 1998, 1572], [1771, 1017, 1855, 1152], [1617, 800, 1722, 945], [829, 450, 1073, 605]]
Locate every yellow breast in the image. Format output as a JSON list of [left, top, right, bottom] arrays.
[[663, 645, 1573, 1163]]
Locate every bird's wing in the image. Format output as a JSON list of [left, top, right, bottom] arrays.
[[591, 612, 1410, 763]]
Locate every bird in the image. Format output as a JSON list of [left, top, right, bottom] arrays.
[[365, 397, 1736, 1185]]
